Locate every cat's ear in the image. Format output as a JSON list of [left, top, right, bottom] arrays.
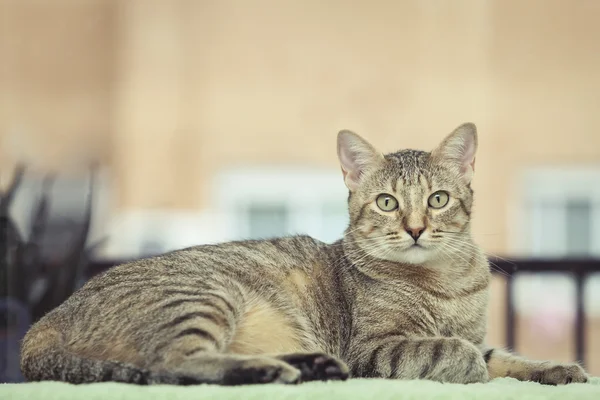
[[431, 122, 478, 185], [337, 130, 384, 191]]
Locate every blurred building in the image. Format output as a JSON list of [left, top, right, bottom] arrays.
[[1, 0, 600, 374]]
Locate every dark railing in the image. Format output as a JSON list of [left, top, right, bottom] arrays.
[[489, 258, 600, 368], [87, 258, 600, 367]]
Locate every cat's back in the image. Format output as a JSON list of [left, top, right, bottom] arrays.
[[183, 234, 330, 273], [86, 234, 325, 281], [49, 234, 332, 323]]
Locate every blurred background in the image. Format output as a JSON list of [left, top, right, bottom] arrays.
[[1, 0, 600, 382]]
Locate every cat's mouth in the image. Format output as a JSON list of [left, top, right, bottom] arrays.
[[406, 241, 429, 251], [402, 242, 429, 253], [384, 241, 433, 264]]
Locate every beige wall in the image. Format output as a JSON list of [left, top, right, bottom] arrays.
[[2, 0, 600, 372], [0, 0, 115, 173], [2, 0, 599, 253]]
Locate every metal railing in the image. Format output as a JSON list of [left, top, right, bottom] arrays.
[[489, 258, 600, 368]]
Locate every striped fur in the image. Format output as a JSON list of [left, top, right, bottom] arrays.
[[20, 123, 588, 385]]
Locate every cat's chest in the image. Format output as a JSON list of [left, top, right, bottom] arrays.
[[420, 292, 487, 338], [383, 285, 488, 341], [354, 276, 489, 343]]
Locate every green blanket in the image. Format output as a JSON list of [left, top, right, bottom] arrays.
[[2, 377, 599, 400]]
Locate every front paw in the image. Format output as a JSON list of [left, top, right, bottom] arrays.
[[429, 338, 489, 384], [222, 357, 302, 385], [528, 363, 588, 385], [278, 353, 349, 382]]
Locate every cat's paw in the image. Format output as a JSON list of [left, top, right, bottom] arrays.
[[528, 363, 588, 385], [462, 357, 489, 384], [278, 353, 350, 382], [222, 357, 302, 385], [432, 338, 489, 384]]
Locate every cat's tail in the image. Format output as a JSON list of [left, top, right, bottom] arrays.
[[19, 320, 206, 385]]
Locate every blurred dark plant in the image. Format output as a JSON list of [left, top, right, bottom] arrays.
[[0, 164, 100, 382]]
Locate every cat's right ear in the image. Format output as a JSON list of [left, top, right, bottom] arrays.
[[337, 130, 384, 191]]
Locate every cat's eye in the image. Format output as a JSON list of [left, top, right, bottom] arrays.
[[428, 191, 449, 209], [376, 194, 399, 211]]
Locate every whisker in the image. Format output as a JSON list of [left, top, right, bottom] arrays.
[[441, 236, 518, 269], [438, 242, 473, 268], [441, 240, 512, 279], [438, 230, 502, 236]]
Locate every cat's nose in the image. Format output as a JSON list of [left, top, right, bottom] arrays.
[[405, 226, 425, 241]]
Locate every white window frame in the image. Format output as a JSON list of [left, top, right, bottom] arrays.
[[510, 166, 600, 258], [103, 167, 350, 258], [510, 166, 600, 316], [212, 166, 349, 243]]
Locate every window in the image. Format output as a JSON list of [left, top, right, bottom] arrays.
[[101, 168, 351, 259], [565, 200, 592, 256], [512, 167, 600, 317], [514, 167, 600, 258], [213, 167, 349, 243], [247, 203, 289, 239]]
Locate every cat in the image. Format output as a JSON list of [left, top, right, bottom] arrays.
[[20, 123, 588, 385]]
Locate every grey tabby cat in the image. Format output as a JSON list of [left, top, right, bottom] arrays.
[[21, 123, 588, 385]]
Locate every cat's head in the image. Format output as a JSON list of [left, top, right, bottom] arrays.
[[338, 123, 477, 265]]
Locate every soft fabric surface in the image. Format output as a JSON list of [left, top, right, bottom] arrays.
[[2, 377, 600, 400]]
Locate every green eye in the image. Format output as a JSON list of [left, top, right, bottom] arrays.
[[376, 194, 399, 211], [428, 191, 449, 209]]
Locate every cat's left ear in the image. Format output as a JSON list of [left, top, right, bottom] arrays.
[[431, 122, 478, 185]]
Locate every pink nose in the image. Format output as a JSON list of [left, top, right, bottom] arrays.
[[405, 226, 425, 241]]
